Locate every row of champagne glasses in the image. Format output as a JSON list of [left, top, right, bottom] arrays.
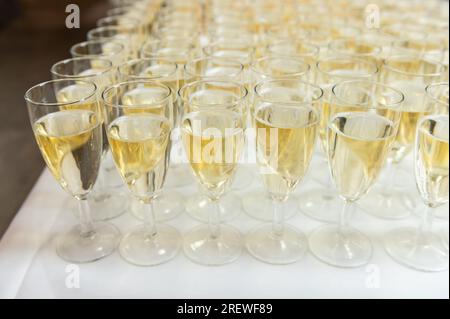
[[24, 75, 448, 270], [23, 0, 449, 271]]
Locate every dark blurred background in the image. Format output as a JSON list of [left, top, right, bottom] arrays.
[[0, 0, 109, 238]]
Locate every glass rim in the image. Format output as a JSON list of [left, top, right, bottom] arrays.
[[331, 80, 405, 110], [267, 40, 320, 56], [328, 38, 383, 57], [383, 55, 445, 77], [24, 79, 97, 107], [87, 25, 139, 39], [97, 14, 142, 27], [254, 79, 324, 105], [118, 58, 178, 79], [181, 109, 243, 132], [70, 39, 125, 57], [254, 103, 320, 129], [51, 57, 114, 79], [251, 55, 311, 77], [316, 56, 379, 78], [178, 79, 249, 108], [425, 82, 449, 107], [184, 57, 245, 79], [102, 80, 173, 109]]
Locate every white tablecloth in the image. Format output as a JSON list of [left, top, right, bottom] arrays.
[[0, 158, 448, 299]]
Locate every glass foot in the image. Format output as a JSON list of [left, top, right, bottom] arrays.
[[165, 165, 193, 188], [231, 166, 254, 190], [131, 191, 185, 222], [88, 189, 129, 221], [183, 225, 242, 266], [298, 188, 342, 223], [413, 202, 449, 221], [119, 224, 181, 266], [56, 222, 120, 263], [246, 224, 308, 264], [186, 192, 241, 223], [359, 189, 413, 220], [385, 227, 449, 272], [309, 224, 373, 268], [243, 191, 297, 222]]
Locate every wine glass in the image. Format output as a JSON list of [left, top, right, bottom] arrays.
[[413, 82, 449, 221], [180, 91, 246, 266], [25, 79, 120, 263], [87, 25, 142, 58], [103, 80, 181, 266], [360, 55, 445, 220], [51, 57, 129, 221], [309, 80, 403, 268], [70, 39, 127, 66], [243, 56, 312, 222], [179, 80, 248, 225], [118, 58, 187, 222], [183, 57, 251, 222], [385, 114, 449, 272], [246, 79, 323, 264], [298, 57, 379, 223]]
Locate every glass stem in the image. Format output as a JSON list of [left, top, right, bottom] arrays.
[[78, 198, 94, 238], [381, 160, 396, 200], [143, 200, 158, 239], [417, 204, 434, 245], [339, 200, 353, 233], [272, 199, 284, 237], [209, 199, 221, 239]]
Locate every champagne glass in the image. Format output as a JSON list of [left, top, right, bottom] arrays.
[[184, 56, 252, 189], [25, 79, 120, 263], [103, 80, 181, 266], [309, 80, 403, 268], [70, 39, 127, 66], [328, 38, 383, 66], [87, 25, 142, 58], [360, 55, 445, 220], [298, 57, 379, 223], [97, 14, 147, 40], [179, 80, 248, 224], [180, 91, 246, 266], [51, 57, 129, 221], [243, 56, 311, 222], [385, 114, 449, 272], [414, 82, 449, 221], [118, 58, 186, 222], [246, 79, 323, 264], [266, 40, 320, 67]]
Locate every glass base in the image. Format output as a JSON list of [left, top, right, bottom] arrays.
[[298, 188, 341, 223], [165, 165, 193, 188], [231, 166, 254, 190], [413, 202, 449, 221], [183, 225, 242, 266], [309, 224, 373, 268], [130, 191, 185, 222], [88, 190, 129, 221], [385, 227, 449, 272], [119, 224, 181, 266], [56, 222, 120, 263], [186, 192, 241, 223], [359, 190, 414, 220], [242, 192, 297, 222], [246, 224, 308, 264]]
